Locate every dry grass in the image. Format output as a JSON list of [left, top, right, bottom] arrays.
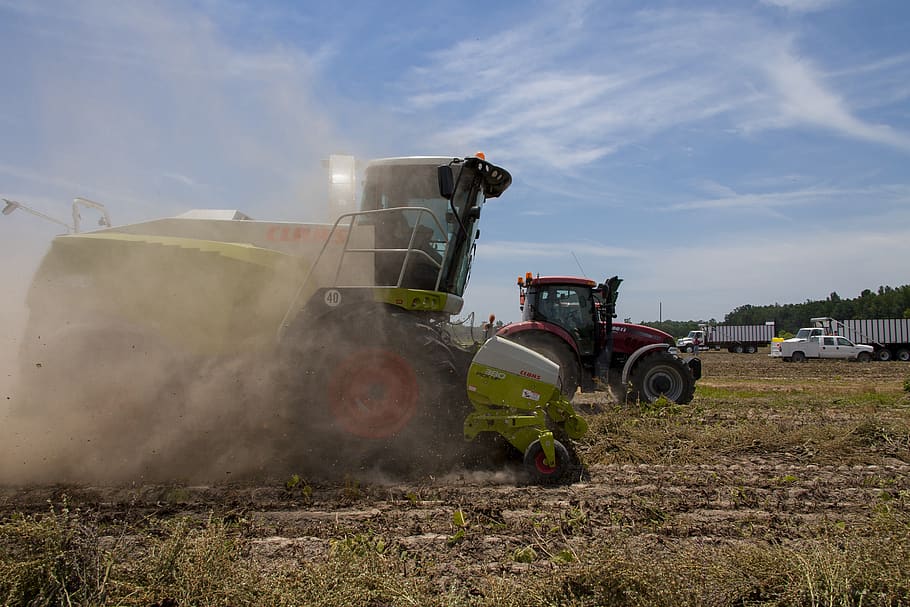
[[2, 505, 908, 606], [2, 353, 910, 606]]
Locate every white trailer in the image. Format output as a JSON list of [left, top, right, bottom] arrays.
[[677, 322, 775, 354], [812, 317, 910, 362]]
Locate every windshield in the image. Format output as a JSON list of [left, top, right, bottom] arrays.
[[360, 162, 483, 296]]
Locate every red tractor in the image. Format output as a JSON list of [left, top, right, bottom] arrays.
[[497, 274, 701, 404]]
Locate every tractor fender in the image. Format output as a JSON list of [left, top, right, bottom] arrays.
[[496, 321, 580, 357], [621, 343, 670, 386]]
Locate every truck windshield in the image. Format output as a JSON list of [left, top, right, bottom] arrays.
[[795, 329, 812, 339]]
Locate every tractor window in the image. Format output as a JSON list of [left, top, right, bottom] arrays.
[[536, 286, 596, 355]]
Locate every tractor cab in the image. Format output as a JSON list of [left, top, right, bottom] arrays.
[[518, 274, 622, 359], [520, 276, 599, 355]]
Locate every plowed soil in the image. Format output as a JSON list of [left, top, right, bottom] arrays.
[[2, 350, 909, 602]]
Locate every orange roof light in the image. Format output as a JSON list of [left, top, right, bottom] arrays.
[[525, 272, 533, 283], [474, 152, 486, 160]]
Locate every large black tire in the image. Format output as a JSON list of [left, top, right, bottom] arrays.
[[281, 311, 471, 477], [505, 332, 580, 399], [896, 348, 910, 362], [745, 345, 757, 354], [857, 352, 872, 363], [522, 439, 575, 485], [877, 349, 892, 362], [628, 351, 696, 404]]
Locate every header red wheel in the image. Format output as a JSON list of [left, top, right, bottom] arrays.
[[327, 348, 419, 439], [523, 439, 573, 485]]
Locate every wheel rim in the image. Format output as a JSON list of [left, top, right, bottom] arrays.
[[328, 348, 419, 438], [644, 366, 683, 401], [534, 450, 557, 475], [898, 350, 910, 362]]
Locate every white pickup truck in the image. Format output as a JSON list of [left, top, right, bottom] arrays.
[[770, 328, 874, 362]]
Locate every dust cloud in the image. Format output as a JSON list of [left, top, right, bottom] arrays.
[[0, 229, 496, 486]]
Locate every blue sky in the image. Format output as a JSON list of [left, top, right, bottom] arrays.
[[1, 0, 909, 336]]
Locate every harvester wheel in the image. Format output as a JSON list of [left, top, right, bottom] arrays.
[[508, 333, 580, 399], [523, 439, 573, 485], [285, 312, 470, 475], [327, 348, 420, 439], [628, 351, 695, 404]]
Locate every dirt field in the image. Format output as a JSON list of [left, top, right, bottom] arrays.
[[2, 350, 909, 605]]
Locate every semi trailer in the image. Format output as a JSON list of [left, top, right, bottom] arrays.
[[676, 322, 776, 353], [804, 317, 910, 362]]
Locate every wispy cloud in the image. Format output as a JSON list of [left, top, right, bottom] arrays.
[[402, 4, 910, 171], [477, 241, 640, 261], [759, 0, 843, 13], [755, 50, 910, 150], [670, 184, 910, 212], [0, 2, 340, 221]]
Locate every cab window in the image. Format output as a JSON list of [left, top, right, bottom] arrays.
[[536, 285, 595, 354]]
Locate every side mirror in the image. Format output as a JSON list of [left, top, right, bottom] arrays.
[[437, 165, 455, 199]]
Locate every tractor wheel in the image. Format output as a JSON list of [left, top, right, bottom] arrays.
[[507, 333, 580, 399], [896, 348, 910, 362], [628, 351, 696, 404], [522, 439, 574, 485], [877, 349, 892, 362], [791, 351, 806, 363]]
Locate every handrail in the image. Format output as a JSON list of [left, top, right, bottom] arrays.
[[72, 198, 112, 232], [277, 206, 450, 339]]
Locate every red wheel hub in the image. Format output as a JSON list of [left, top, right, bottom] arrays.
[[534, 450, 557, 475], [327, 348, 419, 438]]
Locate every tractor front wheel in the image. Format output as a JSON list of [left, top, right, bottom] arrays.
[[628, 351, 696, 404]]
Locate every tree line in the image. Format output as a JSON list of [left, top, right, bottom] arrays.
[[640, 284, 910, 338]]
